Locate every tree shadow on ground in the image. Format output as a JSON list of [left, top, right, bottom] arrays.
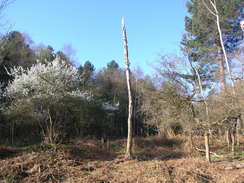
[[0, 147, 22, 159], [61, 137, 186, 163], [62, 139, 118, 162], [134, 136, 183, 148], [0, 136, 187, 163], [132, 136, 186, 161]]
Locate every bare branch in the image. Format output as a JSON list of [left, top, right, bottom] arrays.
[[0, 0, 15, 15], [201, 0, 217, 17], [209, 0, 218, 14]]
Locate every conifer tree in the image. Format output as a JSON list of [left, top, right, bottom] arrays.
[[182, 0, 243, 89]]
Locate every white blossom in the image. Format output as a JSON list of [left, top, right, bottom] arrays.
[[102, 102, 119, 111], [6, 57, 90, 100], [67, 90, 92, 100]]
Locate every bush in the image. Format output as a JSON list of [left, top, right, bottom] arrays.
[[4, 58, 92, 144]]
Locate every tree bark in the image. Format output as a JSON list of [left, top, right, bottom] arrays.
[[217, 46, 226, 90], [231, 132, 235, 154], [204, 132, 211, 162], [122, 18, 133, 159], [226, 129, 231, 149], [236, 118, 240, 146], [216, 13, 235, 94]]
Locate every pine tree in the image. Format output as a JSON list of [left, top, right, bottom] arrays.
[[182, 0, 243, 89]]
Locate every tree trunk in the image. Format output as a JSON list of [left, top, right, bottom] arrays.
[[189, 132, 193, 151], [231, 132, 235, 154], [122, 18, 133, 159], [189, 56, 211, 163], [204, 0, 236, 94], [10, 122, 14, 145], [217, 46, 226, 90], [236, 118, 240, 147], [202, 0, 235, 94], [106, 139, 110, 150], [204, 132, 211, 163], [226, 129, 231, 149], [216, 13, 235, 93]]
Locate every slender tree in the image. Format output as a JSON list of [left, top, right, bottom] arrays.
[[182, 0, 243, 90], [201, 0, 236, 94], [189, 59, 211, 162], [122, 18, 133, 159]]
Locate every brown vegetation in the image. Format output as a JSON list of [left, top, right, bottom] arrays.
[[0, 136, 243, 183]]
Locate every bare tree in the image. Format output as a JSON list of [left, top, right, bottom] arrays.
[[122, 18, 133, 159], [189, 59, 211, 162], [201, 0, 242, 155], [202, 0, 235, 94], [0, 0, 15, 27]]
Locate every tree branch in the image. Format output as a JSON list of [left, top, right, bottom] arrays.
[[201, 0, 217, 17]]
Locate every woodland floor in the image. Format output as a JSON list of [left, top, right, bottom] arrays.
[[0, 136, 243, 183]]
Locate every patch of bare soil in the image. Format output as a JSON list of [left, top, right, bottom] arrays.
[[0, 136, 243, 183]]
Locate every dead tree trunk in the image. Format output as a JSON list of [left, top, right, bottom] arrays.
[[122, 18, 133, 159], [205, 132, 210, 162]]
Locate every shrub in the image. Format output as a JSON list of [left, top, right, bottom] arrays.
[[4, 58, 91, 144]]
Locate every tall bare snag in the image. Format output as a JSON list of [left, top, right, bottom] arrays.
[[122, 18, 133, 159]]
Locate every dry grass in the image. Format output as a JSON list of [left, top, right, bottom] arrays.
[[0, 136, 243, 183]]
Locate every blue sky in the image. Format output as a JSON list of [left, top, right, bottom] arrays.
[[6, 0, 188, 74]]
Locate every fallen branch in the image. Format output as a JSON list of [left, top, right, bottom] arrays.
[[225, 163, 244, 170], [194, 146, 223, 158]]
